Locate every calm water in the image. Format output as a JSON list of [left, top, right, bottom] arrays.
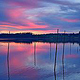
[[0, 42, 80, 80]]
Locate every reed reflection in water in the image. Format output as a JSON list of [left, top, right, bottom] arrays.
[[7, 43, 10, 80], [62, 43, 65, 80], [33, 42, 37, 66], [54, 43, 57, 80]]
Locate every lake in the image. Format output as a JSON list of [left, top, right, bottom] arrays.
[[0, 42, 80, 80]]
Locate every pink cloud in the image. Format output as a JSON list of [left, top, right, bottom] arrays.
[[1, 4, 61, 34], [60, 18, 80, 22], [9, 0, 38, 9], [3, 7, 48, 31]]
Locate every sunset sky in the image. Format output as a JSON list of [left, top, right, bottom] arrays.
[[0, 0, 80, 34]]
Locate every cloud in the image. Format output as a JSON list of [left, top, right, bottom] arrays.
[[60, 18, 80, 22], [0, 0, 80, 33]]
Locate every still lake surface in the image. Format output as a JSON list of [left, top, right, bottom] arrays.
[[0, 42, 80, 80]]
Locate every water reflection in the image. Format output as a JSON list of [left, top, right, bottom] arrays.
[[70, 43, 72, 54], [62, 43, 65, 80], [77, 47, 78, 54], [62, 31, 65, 80], [34, 42, 37, 66], [7, 43, 10, 80], [49, 43, 52, 60], [0, 42, 80, 80], [54, 43, 58, 80]]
